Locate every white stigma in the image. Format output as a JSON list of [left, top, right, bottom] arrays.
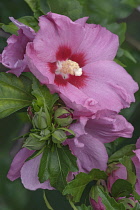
[[55, 60, 83, 79]]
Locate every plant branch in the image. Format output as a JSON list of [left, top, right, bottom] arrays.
[[68, 198, 78, 210], [43, 190, 54, 210]]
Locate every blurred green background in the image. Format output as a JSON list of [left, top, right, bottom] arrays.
[[0, 0, 140, 209]]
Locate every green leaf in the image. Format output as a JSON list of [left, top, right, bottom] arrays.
[[77, 204, 92, 210], [111, 179, 133, 198], [24, 0, 44, 18], [114, 59, 126, 67], [38, 145, 78, 192], [92, 186, 125, 210], [26, 147, 44, 161], [47, 0, 83, 20], [108, 144, 135, 163], [58, 127, 75, 136], [39, 0, 50, 14], [0, 73, 33, 119], [24, 0, 40, 12], [2, 16, 39, 34], [63, 169, 107, 202], [85, 0, 133, 25], [106, 22, 126, 45], [23, 134, 45, 150], [123, 49, 137, 63], [119, 156, 136, 185], [117, 48, 137, 63], [32, 77, 59, 111], [2, 22, 19, 35]]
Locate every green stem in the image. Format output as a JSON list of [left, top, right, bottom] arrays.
[[44, 101, 51, 127], [68, 198, 78, 210], [43, 190, 54, 210]]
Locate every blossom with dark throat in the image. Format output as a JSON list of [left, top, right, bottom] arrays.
[[26, 12, 138, 114]]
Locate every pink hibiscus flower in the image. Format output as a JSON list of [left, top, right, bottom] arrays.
[[26, 12, 138, 114], [0, 18, 36, 76], [66, 111, 133, 174]]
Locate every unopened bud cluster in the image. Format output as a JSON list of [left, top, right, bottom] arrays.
[[23, 106, 74, 150]]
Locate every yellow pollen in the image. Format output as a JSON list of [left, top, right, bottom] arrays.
[[58, 60, 82, 76], [55, 60, 83, 79]]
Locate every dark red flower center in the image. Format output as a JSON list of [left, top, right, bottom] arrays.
[[49, 45, 88, 88]]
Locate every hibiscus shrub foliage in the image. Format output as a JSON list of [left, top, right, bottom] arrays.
[[0, 0, 140, 209]]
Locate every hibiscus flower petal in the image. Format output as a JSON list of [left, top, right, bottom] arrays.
[[85, 111, 134, 143], [74, 17, 89, 26], [107, 164, 127, 192], [1, 29, 31, 76], [69, 116, 88, 137], [76, 23, 118, 63], [9, 17, 36, 40], [136, 137, 140, 149], [2, 30, 28, 68], [67, 134, 108, 172], [81, 60, 138, 112], [21, 155, 54, 190], [26, 43, 55, 84], [32, 12, 87, 63], [32, 12, 118, 64], [135, 181, 140, 195], [57, 81, 99, 113], [7, 148, 34, 181]]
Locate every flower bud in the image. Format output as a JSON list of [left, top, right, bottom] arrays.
[[23, 134, 45, 150], [27, 106, 34, 120], [33, 111, 47, 129], [107, 163, 127, 192], [54, 107, 73, 126], [90, 197, 105, 210], [40, 129, 51, 141], [117, 198, 136, 209], [90, 185, 106, 210], [52, 129, 67, 144]]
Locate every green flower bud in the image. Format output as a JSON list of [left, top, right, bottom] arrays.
[[40, 129, 51, 141], [118, 198, 136, 209], [54, 107, 73, 126], [33, 110, 47, 129], [23, 134, 45, 150], [52, 130, 67, 144]]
